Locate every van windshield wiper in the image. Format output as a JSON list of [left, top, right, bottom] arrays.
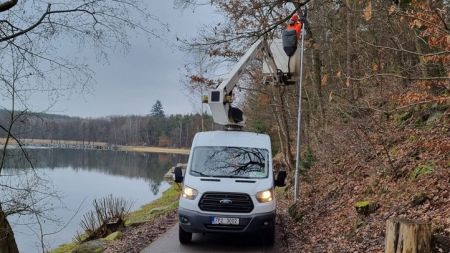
[[211, 175, 249, 179], [190, 170, 209, 177], [191, 170, 254, 179]]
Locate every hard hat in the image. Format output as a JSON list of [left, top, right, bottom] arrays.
[[290, 14, 299, 22]]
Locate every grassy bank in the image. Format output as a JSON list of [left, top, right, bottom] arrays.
[[49, 184, 181, 253], [125, 184, 181, 226], [119, 146, 190, 155]]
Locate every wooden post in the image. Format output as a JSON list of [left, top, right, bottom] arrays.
[[385, 218, 432, 253]]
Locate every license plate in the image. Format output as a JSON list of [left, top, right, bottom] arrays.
[[211, 217, 239, 225]]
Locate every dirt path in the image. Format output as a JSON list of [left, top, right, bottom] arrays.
[[140, 223, 284, 253], [104, 212, 179, 253]]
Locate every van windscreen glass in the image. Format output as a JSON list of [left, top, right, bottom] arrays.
[[190, 146, 269, 179]]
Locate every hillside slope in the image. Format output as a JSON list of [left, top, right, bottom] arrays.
[[283, 94, 449, 252]]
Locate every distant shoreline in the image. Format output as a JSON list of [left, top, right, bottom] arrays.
[[0, 138, 190, 155], [119, 145, 190, 155]]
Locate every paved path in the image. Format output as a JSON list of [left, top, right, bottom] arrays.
[[141, 223, 282, 253]]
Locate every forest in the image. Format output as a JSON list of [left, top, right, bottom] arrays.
[[181, 0, 449, 252], [0, 101, 215, 147]]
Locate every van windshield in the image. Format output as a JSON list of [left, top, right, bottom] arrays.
[[190, 146, 269, 179]]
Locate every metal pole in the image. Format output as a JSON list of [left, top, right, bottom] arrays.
[[200, 86, 205, 131], [201, 99, 204, 131], [294, 23, 306, 202]]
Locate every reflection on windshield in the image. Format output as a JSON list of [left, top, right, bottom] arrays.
[[190, 146, 269, 179]]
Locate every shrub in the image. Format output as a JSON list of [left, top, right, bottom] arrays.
[[76, 195, 131, 242], [410, 161, 434, 180], [301, 147, 315, 171]]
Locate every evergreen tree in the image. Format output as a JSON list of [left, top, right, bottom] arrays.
[[150, 100, 165, 118]]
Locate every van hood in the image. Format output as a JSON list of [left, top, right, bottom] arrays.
[[185, 176, 273, 195]]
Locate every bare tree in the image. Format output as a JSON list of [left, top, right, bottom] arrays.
[[179, 0, 449, 187], [0, 0, 165, 252], [178, 0, 311, 175]]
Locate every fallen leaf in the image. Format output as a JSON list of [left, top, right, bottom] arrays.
[[372, 63, 379, 71], [388, 4, 396, 15], [413, 19, 423, 28], [321, 74, 328, 86], [363, 2, 372, 21]]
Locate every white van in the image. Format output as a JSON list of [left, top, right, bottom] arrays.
[[174, 131, 286, 245]]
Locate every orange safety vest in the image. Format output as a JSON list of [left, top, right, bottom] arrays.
[[286, 22, 302, 40]]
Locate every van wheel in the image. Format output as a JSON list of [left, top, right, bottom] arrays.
[[179, 225, 192, 244], [263, 226, 275, 246]]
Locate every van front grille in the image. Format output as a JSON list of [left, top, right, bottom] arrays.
[[198, 192, 254, 213]]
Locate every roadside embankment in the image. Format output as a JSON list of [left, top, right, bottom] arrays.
[[281, 102, 449, 252]]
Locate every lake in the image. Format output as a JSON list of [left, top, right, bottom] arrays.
[[0, 148, 187, 253]]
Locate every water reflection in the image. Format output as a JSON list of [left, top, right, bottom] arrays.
[[1, 148, 187, 253], [4, 149, 185, 193]]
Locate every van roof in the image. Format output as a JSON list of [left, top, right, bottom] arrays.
[[192, 131, 271, 150]]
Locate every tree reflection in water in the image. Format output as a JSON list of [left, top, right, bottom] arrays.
[[2, 148, 187, 195]]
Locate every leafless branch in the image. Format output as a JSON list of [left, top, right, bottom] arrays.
[[348, 73, 450, 81], [185, 0, 312, 47], [0, 0, 18, 12], [357, 36, 450, 57]]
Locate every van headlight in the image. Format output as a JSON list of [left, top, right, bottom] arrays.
[[256, 188, 274, 203], [182, 185, 198, 200]]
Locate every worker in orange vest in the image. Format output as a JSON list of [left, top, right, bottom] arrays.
[[287, 14, 302, 40], [283, 13, 303, 57]]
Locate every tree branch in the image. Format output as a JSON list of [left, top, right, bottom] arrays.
[[348, 73, 450, 81], [187, 0, 312, 47], [0, 3, 102, 42], [357, 36, 450, 57], [0, 0, 18, 13], [0, 4, 50, 42]]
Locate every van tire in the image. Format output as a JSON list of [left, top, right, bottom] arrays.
[[179, 225, 192, 244], [263, 226, 275, 246]]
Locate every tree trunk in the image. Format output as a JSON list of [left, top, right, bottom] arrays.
[[385, 218, 432, 253], [0, 205, 19, 253], [414, 34, 428, 78], [312, 41, 325, 128], [270, 86, 294, 173], [345, 0, 353, 100], [277, 86, 295, 172]]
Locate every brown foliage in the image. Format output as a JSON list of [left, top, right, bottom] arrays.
[[182, 0, 450, 250], [189, 75, 215, 86]]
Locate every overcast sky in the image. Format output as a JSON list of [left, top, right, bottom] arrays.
[[44, 2, 221, 118]]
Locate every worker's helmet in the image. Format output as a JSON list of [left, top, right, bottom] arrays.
[[290, 14, 299, 23]]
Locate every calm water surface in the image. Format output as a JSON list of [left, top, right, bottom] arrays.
[[1, 148, 187, 253]]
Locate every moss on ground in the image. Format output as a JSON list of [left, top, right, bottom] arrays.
[[49, 184, 181, 253], [355, 201, 370, 208], [355, 201, 380, 215], [125, 184, 181, 226], [410, 161, 434, 180], [49, 242, 78, 253]]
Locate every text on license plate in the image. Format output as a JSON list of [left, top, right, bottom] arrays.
[[211, 217, 239, 225]]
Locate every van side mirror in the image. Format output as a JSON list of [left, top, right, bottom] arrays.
[[275, 170, 287, 187], [174, 166, 183, 183]]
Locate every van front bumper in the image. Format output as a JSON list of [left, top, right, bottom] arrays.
[[178, 207, 275, 233]]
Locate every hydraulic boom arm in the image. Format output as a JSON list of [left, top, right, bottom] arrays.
[[206, 38, 264, 127], [205, 37, 299, 127]]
